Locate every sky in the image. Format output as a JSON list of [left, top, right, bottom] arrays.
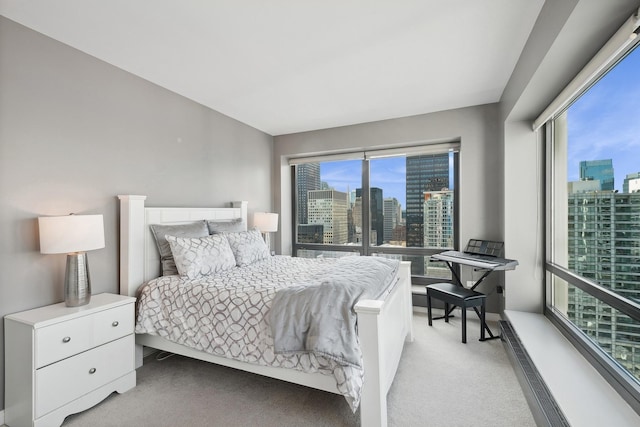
[[318, 44, 640, 202], [319, 154, 454, 209], [567, 44, 640, 191]]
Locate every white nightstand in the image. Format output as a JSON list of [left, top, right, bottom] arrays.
[[4, 293, 136, 427]]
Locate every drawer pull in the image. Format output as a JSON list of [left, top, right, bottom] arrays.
[[89, 368, 97, 374], [112, 321, 119, 327], [62, 336, 71, 343]]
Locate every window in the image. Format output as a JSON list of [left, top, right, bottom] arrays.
[[545, 40, 640, 406], [291, 146, 458, 282]]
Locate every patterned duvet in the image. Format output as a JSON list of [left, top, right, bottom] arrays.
[[135, 255, 399, 411]]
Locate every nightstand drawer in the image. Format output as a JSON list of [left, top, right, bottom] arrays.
[[35, 303, 134, 368], [92, 303, 134, 345], [35, 334, 134, 419], [35, 317, 93, 368]]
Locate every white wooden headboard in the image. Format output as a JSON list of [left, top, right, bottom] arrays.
[[118, 195, 248, 297]]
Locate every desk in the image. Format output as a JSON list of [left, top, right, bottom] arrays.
[[430, 251, 518, 340]]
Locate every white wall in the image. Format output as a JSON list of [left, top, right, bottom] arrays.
[[0, 17, 273, 410]]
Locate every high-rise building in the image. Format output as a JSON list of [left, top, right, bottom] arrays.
[[405, 154, 449, 275], [406, 154, 449, 249], [423, 190, 454, 278], [623, 172, 640, 193], [579, 159, 614, 191], [567, 188, 640, 378], [355, 188, 384, 246], [296, 163, 321, 225], [423, 191, 454, 248], [307, 189, 348, 244], [383, 197, 400, 243]]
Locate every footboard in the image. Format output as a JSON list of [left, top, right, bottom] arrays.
[[355, 260, 413, 427]]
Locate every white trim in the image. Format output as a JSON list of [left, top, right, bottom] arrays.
[[532, 8, 640, 130], [1, 409, 5, 425]]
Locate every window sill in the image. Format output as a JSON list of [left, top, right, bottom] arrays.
[[505, 310, 640, 427]]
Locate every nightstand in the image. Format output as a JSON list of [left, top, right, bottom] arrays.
[[4, 293, 136, 427]]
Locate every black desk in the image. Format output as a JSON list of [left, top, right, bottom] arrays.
[[430, 251, 518, 340]]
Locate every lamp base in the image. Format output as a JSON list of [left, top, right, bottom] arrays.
[[65, 253, 92, 307], [262, 232, 271, 252]]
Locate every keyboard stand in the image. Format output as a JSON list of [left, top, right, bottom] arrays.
[[429, 251, 518, 341]]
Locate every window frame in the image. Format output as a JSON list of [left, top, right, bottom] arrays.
[[543, 36, 640, 413], [290, 144, 460, 286]]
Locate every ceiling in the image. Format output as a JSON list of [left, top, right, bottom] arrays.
[[0, 0, 545, 136]]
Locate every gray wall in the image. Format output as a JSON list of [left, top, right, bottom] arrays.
[[273, 104, 505, 311], [0, 17, 273, 411]]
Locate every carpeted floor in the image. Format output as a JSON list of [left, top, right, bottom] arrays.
[[58, 311, 535, 427]]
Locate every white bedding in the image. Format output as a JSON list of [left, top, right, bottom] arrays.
[[135, 255, 397, 410]]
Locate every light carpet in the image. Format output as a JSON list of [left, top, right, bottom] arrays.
[[59, 311, 535, 427]]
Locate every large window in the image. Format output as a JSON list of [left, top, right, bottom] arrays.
[[546, 40, 640, 406], [291, 146, 458, 282]]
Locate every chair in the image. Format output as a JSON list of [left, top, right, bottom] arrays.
[[426, 283, 486, 343]]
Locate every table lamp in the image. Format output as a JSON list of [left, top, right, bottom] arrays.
[[253, 212, 278, 250], [38, 214, 105, 307]]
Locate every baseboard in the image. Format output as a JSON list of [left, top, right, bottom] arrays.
[[1, 408, 5, 425]]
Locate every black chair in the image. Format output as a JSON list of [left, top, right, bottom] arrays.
[[426, 283, 486, 343]]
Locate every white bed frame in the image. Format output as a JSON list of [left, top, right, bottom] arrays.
[[118, 195, 413, 427]]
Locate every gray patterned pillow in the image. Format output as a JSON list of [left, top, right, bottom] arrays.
[[207, 219, 246, 234], [165, 234, 236, 279], [149, 221, 209, 276], [224, 229, 270, 267]]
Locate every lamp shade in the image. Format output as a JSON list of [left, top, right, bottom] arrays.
[[38, 214, 105, 254], [253, 212, 278, 233]]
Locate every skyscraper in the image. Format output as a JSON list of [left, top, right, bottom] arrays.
[[307, 189, 348, 244], [383, 197, 400, 243], [355, 187, 384, 246], [423, 190, 454, 249], [406, 153, 450, 276], [423, 190, 454, 278], [296, 163, 321, 225], [405, 154, 450, 248], [567, 185, 640, 378], [579, 159, 614, 191]]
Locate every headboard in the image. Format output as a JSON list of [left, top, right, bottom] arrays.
[[118, 195, 248, 297]]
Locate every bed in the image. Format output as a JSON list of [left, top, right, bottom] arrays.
[[118, 195, 413, 427]]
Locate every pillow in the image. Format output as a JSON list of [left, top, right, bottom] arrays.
[[224, 229, 270, 267], [149, 221, 209, 276], [165, 234, 236, 279], [207, 219, 246, 234]]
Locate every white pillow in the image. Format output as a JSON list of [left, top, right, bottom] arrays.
[[165, 234, 236, 279], [224, 229, 270, 267]]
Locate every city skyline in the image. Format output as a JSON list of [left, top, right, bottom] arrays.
[[318, 153, 455, 209]]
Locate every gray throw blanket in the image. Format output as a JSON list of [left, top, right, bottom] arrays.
[[269, 256, 400, 367]]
